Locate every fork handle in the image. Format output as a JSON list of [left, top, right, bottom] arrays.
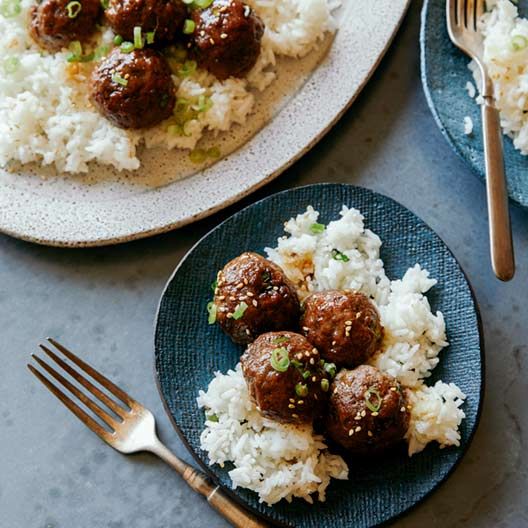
[[149, 439, 267, 528], [481, 97, 515, 281]]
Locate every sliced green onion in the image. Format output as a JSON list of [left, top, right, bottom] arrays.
[[323, 362, 336, 378], [310, 222, 325, 234], [302, 370, 311, 379], [79, 53, 95, 62], [182, 0, 193, 4], [232, 301, 248, 320], [66, 40, 83, 62], [295, 382, 308, 397], [66, 1, 82, 18], [270, 347, 290, 372], [291, 359, 303, 369], [261, 270, 271, 284], [111, 72, 128, 86], [178, 59, 197, 78], [364, 386, 382, 413], [511, 35, 528, 51], [207, 301, 217, 324], [193, 94, 213, 113], [94, 45, 109, 60], [133, 26, 143, 49], [207, 146, 220, 159], [331, 248, 350, 262], [168, 124, 184, 136], [189, 148, 207, 163], [206, 412, 218, 422], [272, 336, 290, 345], [100, 0, 109, 8], [120, 41, 134, 53], [145, 31, 155, 44], [0, 0, 21, 18], [113, 34, 123, 45], [211, 279, 218, 292], [183, 18, 195, 34], [320, 378, 329, 392], [194, 0, 213, 8], [3, 56, 20, 74]]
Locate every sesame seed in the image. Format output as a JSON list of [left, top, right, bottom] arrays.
[[304, 351, 310, 357], [407, 405, 412, 410], [371, 411, 379, 417], [252, 300, 258, 307], [243, 278, 248, 285], [236, 282, 244, 289], [355, 426, 361, 432], [356, 312, 361, 319], [289, 398, 295, 403], [292, 413, 298, 418], [367, 431, 373, 437], [312, 376, 317, 382], [302, 326, 309, 331], [220, 32, 228, 39], [209, 38, 215, 45], [297, 400, 304, 405], [296, 353, 303, 360], [331, 340, 336, 346], [361, 410, 366, 417], [247, 292, 254, 297], [348, 429, 354, 436], [214, 288, 219, 295], [390, 387, 397, 391], [288, 404, 295, 409], [400, 407, 406, 412], [226, 313, 233, 318], [312, 348, 317, 354], [229, 296, 236, 301], [354, 415, 361, 420], [309, 358, 315, 365], [344, 320, 352, 325], [273, 286, 279, 291], [200, 30, 205, 36], [246, 329, 251, 335]]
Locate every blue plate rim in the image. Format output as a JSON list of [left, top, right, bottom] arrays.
[[153, 182, 486, 527], [419, 0, 528, 210]]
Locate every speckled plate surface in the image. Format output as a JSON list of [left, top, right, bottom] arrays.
[[0, 0, 410, 247], [421, 0, 528, 209], [154, 183, 484, 528]]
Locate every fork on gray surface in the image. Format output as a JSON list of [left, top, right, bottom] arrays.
[[446, 0, 515, 281], [28, 338, 265, 528]]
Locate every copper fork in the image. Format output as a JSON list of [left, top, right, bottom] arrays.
[[446, 0, 515, 281], [28, 338, 265, 528]]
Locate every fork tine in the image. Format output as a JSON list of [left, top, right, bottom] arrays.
[[457, 0, 465, 27], [32, 354, 119, 431], [28, 364, 113, 442], [40, 344, 126, 420], [476, 0, 485, 23], [466, 0, 475, 30], [47, 338, 136, 407], [448, 0, 457, 27]]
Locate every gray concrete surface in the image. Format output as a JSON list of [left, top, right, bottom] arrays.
[[1, 2, 527, 527]]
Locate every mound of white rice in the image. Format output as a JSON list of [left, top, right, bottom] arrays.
[[197, 364, 348, 505], [198, 205, 466, 504], [469, 0, 528, 154], [0, 0, 337, 173]]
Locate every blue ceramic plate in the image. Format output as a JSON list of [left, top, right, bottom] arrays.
[[154, 184, 484, 528], [421, 0, 528, 209]]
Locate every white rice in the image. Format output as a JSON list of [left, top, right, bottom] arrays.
[[0, 0, 337, 173], [463, 115, 474, 135], [197, 364, 348, 505], [469, 0, 528, 154], [198, 205, 467, 504]]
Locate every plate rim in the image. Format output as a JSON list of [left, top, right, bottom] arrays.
[[153, 182, 486, 528], [0, 0, 411, 248], [419, 0, 528, 210]]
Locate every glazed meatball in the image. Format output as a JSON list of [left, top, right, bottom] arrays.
[[241, 332, 334, 424], [189, 0, 264, 80], [213, 252, 300, 344], [30, 0, 101, 52], [104, 0, 187, 45], [90, 48, 175, 129], [301, 290, 383, 368], [326, 366, 410, 454]]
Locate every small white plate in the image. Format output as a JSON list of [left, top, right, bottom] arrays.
[[0, 0, 410, 247]]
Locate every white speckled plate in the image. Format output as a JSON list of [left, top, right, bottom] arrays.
[[0, 0, 410, 247]]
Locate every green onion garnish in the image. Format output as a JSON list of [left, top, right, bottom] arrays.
[[295, 382, 308, 397], [168, 124, 184, 136], [66, 1, 82, 18], [94, 45, 109, 60], [331, 248, 350, 262], [206, 412, 218, 422], [100, 0, 109, 8], [193, 0, 213, 7], [511, 35, 528, 51], [193, 94, 212, 113], [310, 222, 325, 234], [0, 0, 21, 18], [133, 26, 143, 49], [232, 301, 248, 320], [178, 59, 197, 78], [66, 40, 83, 62], [270, 347, 290, 372], [120, 41, 134, 53], [146, 31, 155, 44], [3, 56, 19, 74], [182, 0, 193, 4], [211, 279, 218, 292], [320, 379, 329, 392], [207, 301, 217, 324], [272, 336, 290, 345], [111, 72, 128, 86], [291, 359, 303, 368], [183, 19, 195, 34], [302, 370, 311, 379], [323, 362, 336, 378], [113, 35, 123, 45], [364, 386, 382, 413]]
